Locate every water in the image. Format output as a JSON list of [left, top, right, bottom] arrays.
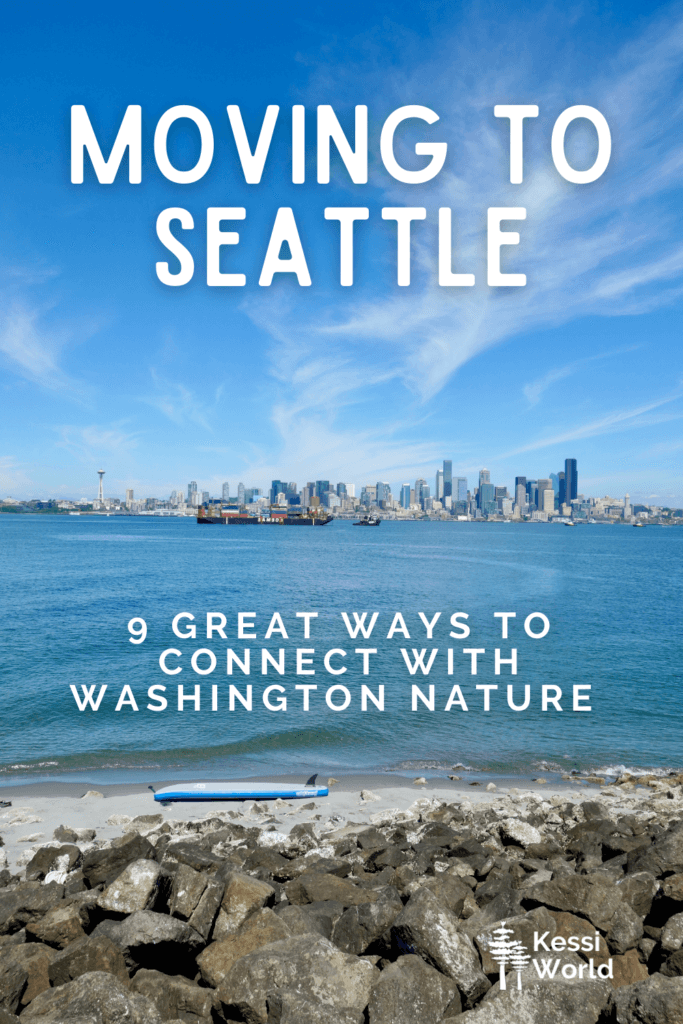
[[1, 515, 681, 784]]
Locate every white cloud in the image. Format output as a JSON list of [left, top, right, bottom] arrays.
[[55, 423, 139, 463]]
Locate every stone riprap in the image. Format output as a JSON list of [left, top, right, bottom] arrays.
[[1, 771, 683, 1022]]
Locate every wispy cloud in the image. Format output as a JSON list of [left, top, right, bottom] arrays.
[[522, 346, 640, 406], [0, 456, 34, 496], [242, 4, 683, 470], [55, 423, 139, 463], [141, 371, 224, 432]]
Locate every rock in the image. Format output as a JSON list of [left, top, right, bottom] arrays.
[[607, 900, 643, 954], [332, 890, 403, 955], [81, 790, 104, 798], [486, 784, 497, 792], [290, 873, 380, 908], [628, 822, 683, 877], [92, 910, 204, 975], [20, 971, 161, 1024], [413, 778, 427, 786], [454, 975, 611, 1023], [500, 819, 543, 848], [603, 949, 649, 988], [276, 903, 338, 939], [187, 876, 223, 940], [0, 1011, 19, 1024], [270, 992, 363, 1024], [130, 969, 215, 1023], [82, 833, 155, 888], [2, 945, 56, 1006], [524, 873, 625, 931], [662, 873, 683, 904], [212, 871, 275, 940], [169, 863, 207, 920], [361, 790, 382, 802], [53, 826, 78, 843], [0, 884, 66, 936], [609, 973, 683, 1022], [25, 902, 86, 949], [367, 953, 459, 1023], [474, 908, 556, 975], [196, 907, 292, 987], [48, 935, 129, 988], [218, 934, 377, 1024], [661, 911, 683, 952], [25, 845, 80, 882], [616, 872, 659, 918], [391, 888, 490, 1007], [161, 842, 223, 874], [98, 859, 161, 915], [661, 949, 683, 977], [122, 814, 163, 833], [0, 959, 27, 1015]]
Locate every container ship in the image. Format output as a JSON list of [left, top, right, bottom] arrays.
[[197, 506, 333, 526]]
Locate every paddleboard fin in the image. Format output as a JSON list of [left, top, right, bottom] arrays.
[[148, 785, 156, 794], [305, 774, 318, 786]]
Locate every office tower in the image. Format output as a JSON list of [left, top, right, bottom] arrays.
[[187, 481, 197, 503], [400, 484, 411, 509], [478, 482, 495, 509], [269, 480, 285, 504], [494, 486, 508, 499], [222, 482, 230, 502], [414, 478, 427, 505], [287, 482, 297, 494], [514, 476, 526, 508], [376, 482, 390, 503], [565, 459, 578, 502], [455, 477, 467, 501], [526, 480, 538, 508], [420, 484, 430, 507], [549, 473, 559, 495], [624, 493, 631, 518], [201, 490, 209, 504], [541, 488, 555, 513], [125, 488, 134, 507], [479, 468, 491, 489], [345, 483, 355, 498], [435, 470, 444, 501], [237, 482, 246, 505], [336, 482, 347, 496], [558, 471, 566, 505], [443, 460, 452, 498], [410, 488, 415, 505], [315, 480, 330, 500]]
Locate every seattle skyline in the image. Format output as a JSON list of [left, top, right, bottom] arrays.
[[0, 1, 681, 505]]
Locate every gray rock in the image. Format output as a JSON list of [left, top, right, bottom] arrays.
[[218, 934, 378, 1024], [661, 911, 683, 953], [271, 991, 364, 1024], [0, 959, 27, 1015], [332, 890, 403, 955], [0, 883, 65, 935], [25, 902, 86, 949], [82, 834, 155, 888], [524, 873, 624, 931], [25, 845, 81, 882], [98, 859, 161, 915], [212, 871, 275, 940], [500, 820, 543, 848], [474, 907, 556, 975], [390, 888, 490, 1008], [169, 863, 207, 920], [20, 971, 162, 1024], [616, 872, 659, 918], [49, 936, 129, 988], [288, 873, 381, 908], [455, 972, 611, 1023], [2, 945, 56, 1006], [187, 876, 223, 940], [276, 904, 335, 939], [609, 973, 683, 1022], [92, 910, 204, 975], [606, 900, 643, 954], [0, 1010, 20, 1024], [367, 954, 459, 1024], [130, 969, 215, 1023], [196, 907, 292, 988]]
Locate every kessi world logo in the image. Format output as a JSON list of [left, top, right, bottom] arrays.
[[488, 922, 612, 991]]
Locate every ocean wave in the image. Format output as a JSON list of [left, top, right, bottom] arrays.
[[593, 764, 680, 778]]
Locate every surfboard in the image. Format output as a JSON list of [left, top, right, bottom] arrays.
[[152, 780, 329, 803]]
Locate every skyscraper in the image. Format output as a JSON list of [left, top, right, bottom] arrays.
[[455, 477, 467, 501], [187, 481, 197, 503], [315, 480, 330, 500], [376, 482, 391, 503], [565, 459, 578, 502], [237, 482, 246, 505], [400, 484, 411, 508], [479, 468, 491, 488], [414, 478, 427, 506], [222, 482, 230, 502], [435, 470, 444, 500], [514, 476, 526, 508], [558, 471, 566, 505], [443, 460, 452, 498], [526, 480, 538, 509]]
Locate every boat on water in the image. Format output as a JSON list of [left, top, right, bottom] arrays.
[[353, 514, 381, 526], [633, 522, 646, 528], [197, 507, 333, 526]]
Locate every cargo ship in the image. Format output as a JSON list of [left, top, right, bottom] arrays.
[[197, 506, 333, 526]]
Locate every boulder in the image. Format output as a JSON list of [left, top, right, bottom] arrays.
[[2, 945, 56, 1005], [662, 912, 683, 952], [130, 969, 215, 1023], [196, 907, 292, 988], [92, 910, 204, 975], [98, 859, 161, 915], [270, 991, 364, 1024], [609, 973, 683, 1022], [454, 970, 611, 1023], [606, 901, 643, 954], [474, 908, 556, 975], [287, 873, 381, 908], [218, 934, 378, 1024], [169, 863, 207, 920], [25, 845, 81, 882], [390, 889, 490, 1007], [187, 876, 223, 940], [661, 949, 683, 977], [0, 883, 66, 935], [161, 843, 223, 874], [332, 890, 403, 955], [212, 871, 275, 940], [500, 820, 543, 848], [25, 902, 86, 948], [275, 903, 339, 939], [0, 959, 27, 1015], [82, 834, 155, 888], [49, 935, 129, 987], [616, 872, 659, 918], [367, 954, 459, 1024], [20, 971, 162, 1024], [524, 874, 625, 931]]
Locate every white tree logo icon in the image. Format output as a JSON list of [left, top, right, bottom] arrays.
[[488, 922, 531, 991]]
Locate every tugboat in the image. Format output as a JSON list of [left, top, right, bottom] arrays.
[[353, 513, 381, 526]]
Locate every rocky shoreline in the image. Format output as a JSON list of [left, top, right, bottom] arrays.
[[1, 771, 683, 1023]]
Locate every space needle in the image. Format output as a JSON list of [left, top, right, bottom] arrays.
[[97, 469, 105, 505]]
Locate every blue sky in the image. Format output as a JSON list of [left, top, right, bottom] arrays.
[[1, 0, 681, 504]]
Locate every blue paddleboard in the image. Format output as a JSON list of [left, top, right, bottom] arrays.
[[153, 781, 329, 803]]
